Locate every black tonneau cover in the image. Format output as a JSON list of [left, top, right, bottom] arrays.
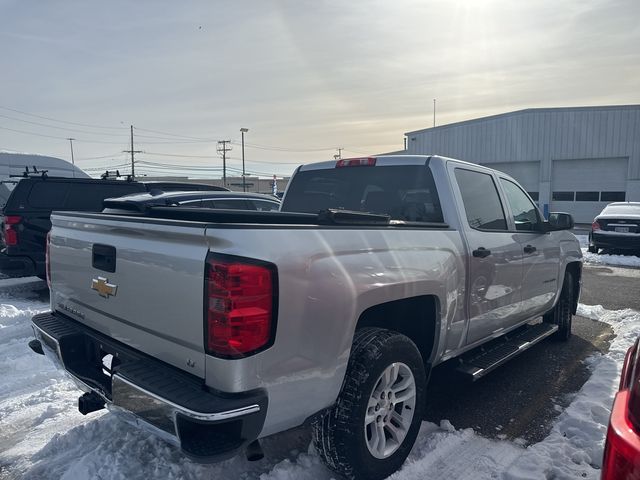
[[145, 207, 448, 228], [147, 207, 390, 226]]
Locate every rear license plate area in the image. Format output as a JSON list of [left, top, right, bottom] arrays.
[[615, 226, 630, 233]]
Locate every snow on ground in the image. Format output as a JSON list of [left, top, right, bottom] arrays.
[[1, 276, 639, 480], [575, 234, 640, 268]]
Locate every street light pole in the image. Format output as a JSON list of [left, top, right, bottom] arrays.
[[240, 127, 249, 192], [66, 138, 76, 178]]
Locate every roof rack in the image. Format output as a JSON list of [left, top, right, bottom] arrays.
[[9, 166, 49, 179], [100, 170, 134, 182]]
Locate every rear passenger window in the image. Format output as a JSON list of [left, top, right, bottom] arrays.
[[252, 200, 280, 211], [28, 183, 70, 209], [65, 184, 142, 211], [455, 169, 507, 231], [213, 199, 252, 210]]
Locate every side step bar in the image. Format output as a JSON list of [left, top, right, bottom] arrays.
[[456, 322, 558, 381]]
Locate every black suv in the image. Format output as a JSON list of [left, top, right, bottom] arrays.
[[0, 178, 263, 279], [0, 177, 150, 278]]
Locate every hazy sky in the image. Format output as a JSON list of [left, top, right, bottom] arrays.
[[1, 0, 639, 178]]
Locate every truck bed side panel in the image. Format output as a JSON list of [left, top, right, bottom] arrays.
[[203, 226, 466, 436]]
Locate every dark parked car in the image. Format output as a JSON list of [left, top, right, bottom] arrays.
[[143, 182, 229, 192], [0, 177, 148, 278], [0, 177, 233, 279], [588, 202, 640, 254], [102, 190, 281, 214], [602, 337, 640, 479]]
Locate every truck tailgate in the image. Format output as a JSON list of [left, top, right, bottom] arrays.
[[49, 213, 210, 378]]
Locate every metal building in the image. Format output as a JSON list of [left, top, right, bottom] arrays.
[[404, 105, 640, 223]]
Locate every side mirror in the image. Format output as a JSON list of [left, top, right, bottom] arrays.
[[546, 212, 574, 231]]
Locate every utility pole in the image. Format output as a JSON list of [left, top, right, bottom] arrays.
[[66, 138, 76, 178], [123, 125, 142, 180], [240, 128, 249, 192], [217, 140, 232, 187], [433, 99, 436, 128]]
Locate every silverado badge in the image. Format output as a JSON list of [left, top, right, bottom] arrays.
[[91, 277, 118, 298]]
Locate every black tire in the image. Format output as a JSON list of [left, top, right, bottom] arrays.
[[587, 244, 598, 254], [543, 272, 573, 341], [312, 328, 426, 480]]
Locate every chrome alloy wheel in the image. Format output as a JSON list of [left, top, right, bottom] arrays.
[[364, 362, 417, 459]]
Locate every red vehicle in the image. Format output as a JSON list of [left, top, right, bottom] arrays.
[[602, 338, 640, 479]]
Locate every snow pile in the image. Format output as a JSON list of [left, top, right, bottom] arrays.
[[582, 251, 640, 268], [575, 234, 640, 268], [0, 277, 85, 474], [1, 273, 639, 480], [391, 303, 640, 480]]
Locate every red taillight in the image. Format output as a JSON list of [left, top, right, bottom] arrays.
[[205, 254, 277, 358], [602, 390, 640, 480], [335, 157, 376, 168], [592, 221, 601, 231], [3, 215, 22, 246], [46, 231, 52, 288]]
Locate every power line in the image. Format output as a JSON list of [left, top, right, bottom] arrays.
[[75, 152, 125, 161], [0, 124, 135, 145], [0, 111, 219, 143], [135, 159, 284, 175], [230, 141, 335, 153], [0, 124, 72, 140], [0, 113, 129, 137], [83, 163, 131, 172], [143, 151, 303, 165], [0, 105, 377, 157], [135, 127, 215, 142], [0, 105, 124, 130]]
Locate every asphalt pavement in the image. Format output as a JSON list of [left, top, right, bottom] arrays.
[[424, 264, 637, 444]]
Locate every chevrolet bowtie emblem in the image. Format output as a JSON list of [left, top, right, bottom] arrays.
[[91, 277, 118, 298]]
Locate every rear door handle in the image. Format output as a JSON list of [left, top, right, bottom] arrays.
[[523, 245, 537, 254], [472, 247, 491, 258]]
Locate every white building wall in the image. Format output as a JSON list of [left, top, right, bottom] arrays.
[[405, 105, 640, 222]]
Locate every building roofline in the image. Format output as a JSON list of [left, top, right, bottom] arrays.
[[404, 104, 640, 136]]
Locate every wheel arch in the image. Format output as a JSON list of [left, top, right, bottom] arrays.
[[354, 295, 441, 368], [564, 261, 582, 314]]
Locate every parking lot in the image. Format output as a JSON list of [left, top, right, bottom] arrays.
[[0, 254, 638, 479]]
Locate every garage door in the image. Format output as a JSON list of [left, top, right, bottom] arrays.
[[482, 162, 540, 195], [551, 157, 628, 223]]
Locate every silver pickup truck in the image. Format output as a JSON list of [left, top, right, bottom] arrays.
[[30, 155, 582, 480]]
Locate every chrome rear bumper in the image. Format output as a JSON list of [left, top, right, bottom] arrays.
[[31, 311, 268, 462]]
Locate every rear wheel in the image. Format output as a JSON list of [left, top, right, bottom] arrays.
[[543, 272, 574, 341], [312, 328, 426, 480]]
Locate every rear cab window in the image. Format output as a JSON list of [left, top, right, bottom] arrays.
[[281, 164, 444, 222]]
